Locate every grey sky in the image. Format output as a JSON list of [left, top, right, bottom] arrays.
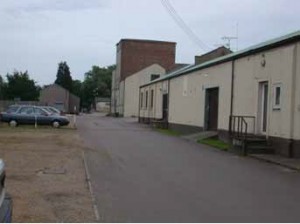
[[0, 0, 299, 85]]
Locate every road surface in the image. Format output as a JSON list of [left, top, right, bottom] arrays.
[[78, 114, 300, 222]]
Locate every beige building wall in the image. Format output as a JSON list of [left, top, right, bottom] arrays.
[[110, 70, 117, 113], [233, 43, 298, 140], [139, 80, 168, 120], [118, 81, 125, 115], [124, 64, 165, 117], [139, 40, 300, 144], [168, 62, 232, 130], [293, 42, 300, 140], [111, 45, 122, 114]]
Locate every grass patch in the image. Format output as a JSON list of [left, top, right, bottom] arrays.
[[197, 137, 229, 151], [156, 128, 181, 136]]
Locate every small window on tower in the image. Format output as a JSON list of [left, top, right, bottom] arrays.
[[151, 74, 160, 81]]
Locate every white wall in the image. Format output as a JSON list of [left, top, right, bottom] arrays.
[[168, 62, 232, 130], [139, 41, 300, 141], [124, 64, 165, 117], [293, 42, 300, 140], [233, 43, 297, 139], [140, 80, 168, 120]]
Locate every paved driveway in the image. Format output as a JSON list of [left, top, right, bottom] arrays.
[[78, 114, 300, 222]]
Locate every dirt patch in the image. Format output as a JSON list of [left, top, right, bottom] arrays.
[[0, 127, 95, 222]]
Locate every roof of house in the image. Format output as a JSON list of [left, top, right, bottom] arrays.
[[141, 30, 300, 88], [194, 46, 232, 59], [42, 83, 80, 99]]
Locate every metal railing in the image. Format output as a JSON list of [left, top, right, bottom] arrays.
[[229, 115, 255, 140]]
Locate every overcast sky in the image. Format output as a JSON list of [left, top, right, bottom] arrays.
[[0, 0, 299, 85]]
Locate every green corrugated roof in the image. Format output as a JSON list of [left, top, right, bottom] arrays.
[[141, 30, 300, 88]]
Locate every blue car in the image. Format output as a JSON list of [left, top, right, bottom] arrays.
[[0, 105, 69, 128]]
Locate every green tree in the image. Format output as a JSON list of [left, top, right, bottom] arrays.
[[71, 79, 82, 98], [0, 75, 6, 100], [55, 61, 73, 92], [81, 65, 115, 109], [4, 71, 40, 101]]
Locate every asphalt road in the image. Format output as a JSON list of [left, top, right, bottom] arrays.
[[78, 113, 300, 222]]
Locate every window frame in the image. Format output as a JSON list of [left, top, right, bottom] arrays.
[[140, 92, 143, 109], [151, 74, 160, 81], [150, 89, 154, 108], [18, 106, 34, 115]]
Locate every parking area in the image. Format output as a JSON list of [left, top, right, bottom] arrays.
[[0, 125, 95, 222]]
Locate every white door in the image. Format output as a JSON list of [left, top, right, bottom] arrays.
[[258, 82, 269, 134]]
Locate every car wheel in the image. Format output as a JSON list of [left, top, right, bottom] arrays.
[[9, 120, 17, 127], [52, 121, 60, 128]]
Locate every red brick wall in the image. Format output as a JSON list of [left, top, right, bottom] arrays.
[[118, 40, 176, 81]]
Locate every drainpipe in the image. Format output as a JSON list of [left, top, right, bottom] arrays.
[[229, 60, 235, 135], [289, 43, 298, 157], [167, 79, 170, 129]]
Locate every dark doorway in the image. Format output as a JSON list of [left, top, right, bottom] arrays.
[[162, 94, 168, 121], [205, 88, 219, 131]]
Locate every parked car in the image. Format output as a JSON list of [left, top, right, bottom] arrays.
[[0, 159, 12, 222], [0, 105, 69, 128]]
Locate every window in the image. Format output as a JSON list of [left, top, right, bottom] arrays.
[[150, 90, 154, 108], [18, 107, 34, 115], [140, 92, 143, 108], [145, 91, 148, 108], [151, 74, 160, 81], [273, 83, 282, 110], [34, 107, 48, 116]]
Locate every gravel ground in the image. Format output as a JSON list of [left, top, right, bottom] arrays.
[[0, 126, 95, 222]]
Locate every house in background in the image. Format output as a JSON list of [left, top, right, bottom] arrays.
[[40, 84, 80, 114], [95, 97, 111, 113], [111, 39, 177, 116], [139, 30, 300, 158]]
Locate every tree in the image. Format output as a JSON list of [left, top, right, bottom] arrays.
[[71, 79, 82, 98], [4, 71, 40, 101], [81, 65, 115, 109], [0, 75, 6, 100], [55, 61, 73, 92]]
